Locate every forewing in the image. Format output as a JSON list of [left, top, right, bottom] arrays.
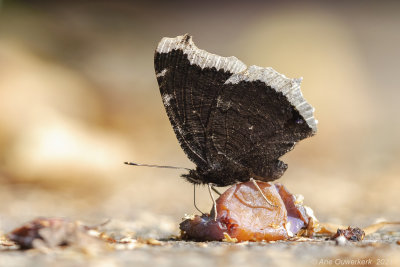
[[154, 35, 246, 169]]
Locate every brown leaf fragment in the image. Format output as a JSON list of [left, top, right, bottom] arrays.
[[6, 217, 109, 251], [7, 218, 71, 249], [331, 227, 365, 242]]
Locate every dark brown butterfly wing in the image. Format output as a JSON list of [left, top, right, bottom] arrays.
[[154, 35, 317, 186]]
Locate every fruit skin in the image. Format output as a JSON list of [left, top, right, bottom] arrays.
[[180, 214, 227, 241], [180, 182, 310, 242]]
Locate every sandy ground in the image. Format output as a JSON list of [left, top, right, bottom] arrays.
[[1, 223, 400, 267]]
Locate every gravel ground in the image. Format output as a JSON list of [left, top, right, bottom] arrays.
[[1, 221, 399, 267]]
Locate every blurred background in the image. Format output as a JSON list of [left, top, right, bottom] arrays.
[[0, 0, 399, 234]]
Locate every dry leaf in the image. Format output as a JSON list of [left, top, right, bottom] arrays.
[[6, 217, 111, 252]]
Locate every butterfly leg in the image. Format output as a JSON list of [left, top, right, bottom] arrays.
[[193, 184, 205, 215], [211, 186, 221, 196], [208, 184, 218, 221], [250, 178, 278, 208]]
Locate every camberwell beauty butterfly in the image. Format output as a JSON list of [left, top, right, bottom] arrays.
[[152, 34, 317, 188]]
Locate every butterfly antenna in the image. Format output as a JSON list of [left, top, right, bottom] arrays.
[[124, 162, 190, 171], [211, 185, 221, 196], [250, 178, 278, 208]]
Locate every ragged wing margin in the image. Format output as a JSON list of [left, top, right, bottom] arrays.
[[156, 34, 317, 134]]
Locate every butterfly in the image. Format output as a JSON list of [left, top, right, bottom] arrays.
[[153, 34, 317, 188], [153, 34, 317, 187]]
